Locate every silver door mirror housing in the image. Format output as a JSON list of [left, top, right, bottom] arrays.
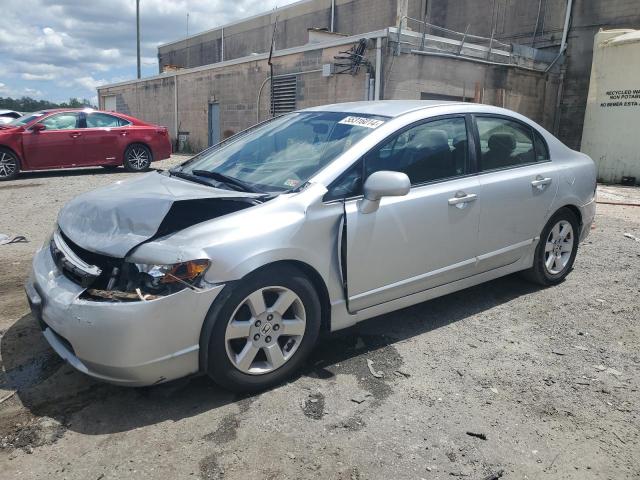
[[359, 170, 411, 214]]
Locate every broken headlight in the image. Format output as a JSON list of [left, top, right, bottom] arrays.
[[135, 259, 211, 294]]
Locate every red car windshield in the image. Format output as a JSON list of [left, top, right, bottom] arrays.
[[8, 112, 46, 127]]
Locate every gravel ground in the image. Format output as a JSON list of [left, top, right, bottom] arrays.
[[0, 160, 638, 479]]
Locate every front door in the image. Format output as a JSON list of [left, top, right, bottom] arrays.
[[81, 112, 130, 165], [22, 112, 83, 169], [342, 115, 481, 312], [473, 115, 559, 272]]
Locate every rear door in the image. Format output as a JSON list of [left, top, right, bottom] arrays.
[[338, 115, 482, 312], [21, 112, 82, 169], [473, 115, 558, 272], [81, 112, 131, 165]]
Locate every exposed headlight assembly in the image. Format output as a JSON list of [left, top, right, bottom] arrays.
[[136, 259, 211, 293], [86, 259, 212, 302]]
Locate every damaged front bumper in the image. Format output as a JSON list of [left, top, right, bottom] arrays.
[[26, 246, 224, 386]]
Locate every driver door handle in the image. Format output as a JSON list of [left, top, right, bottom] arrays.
[[448, 192, 478, 208], [531, 176, 552, 190], [69, 132, 82, 138]]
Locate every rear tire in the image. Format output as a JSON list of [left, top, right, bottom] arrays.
[[0, 148, 20, 181], [123, 144, 152, 172], [203, 265, 321, 393], [523, 207, 580, 286]]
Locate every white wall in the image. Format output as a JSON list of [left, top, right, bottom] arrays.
[[581, 29, 640, 184]]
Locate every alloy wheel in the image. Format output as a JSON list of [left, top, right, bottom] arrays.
[[544, 220, 574, 275], [127, 147, 150, 170], [0, 152, 18, 178], [224, 286, 306, 375]]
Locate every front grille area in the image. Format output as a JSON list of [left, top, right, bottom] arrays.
[[51, 230, 123, 289]]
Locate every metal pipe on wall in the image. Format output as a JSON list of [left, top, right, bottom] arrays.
[[173, 75, 178, 141], [330, 0, 335, 32], [374, 36, 382, 100], [560, 0, 573, 53], [221, 27, 225, 62]]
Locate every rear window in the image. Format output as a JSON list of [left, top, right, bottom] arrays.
[[86, 113, 130, 128]]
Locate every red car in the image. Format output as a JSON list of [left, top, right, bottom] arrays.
[[0, 109, 172, 180]]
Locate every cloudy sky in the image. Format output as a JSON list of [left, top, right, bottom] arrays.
[[0, 0, 299, 104]]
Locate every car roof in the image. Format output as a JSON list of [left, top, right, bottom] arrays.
[[300, 100, 465, 118], [0, 109, 20, 115]]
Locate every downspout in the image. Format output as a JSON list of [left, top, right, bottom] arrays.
[[330, 0, 335, 32], [173, 74, 178, 144], [560, 0, 573, 54], [374, 36, 382, 100], [221, 27, 225, 62]]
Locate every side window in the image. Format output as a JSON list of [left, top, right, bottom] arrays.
[[533, 130, 550, 162], [365, 117, 469, 185], [39, 113, 79, 130], [476, 116, 535, 171], [86, 113, 127, 128]]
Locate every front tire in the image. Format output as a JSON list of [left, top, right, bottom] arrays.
[[523, 207, 580, 286], [0, 148, 20, 181], [203, 265, 321, 393], [123, 144, 152, 172]]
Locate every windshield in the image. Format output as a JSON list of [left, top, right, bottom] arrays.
[[9, 112, 45, 127], [176, 111, 387, 193]]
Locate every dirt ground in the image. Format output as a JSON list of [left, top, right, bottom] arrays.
[[0, 159, 638, 479]]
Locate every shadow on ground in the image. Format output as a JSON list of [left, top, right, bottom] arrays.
[[0, 273, 541, 436], [10, 167, 133, 181]]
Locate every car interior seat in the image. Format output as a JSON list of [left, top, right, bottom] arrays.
[[405, 129, 455, 183], [483, 133, 516, 170]]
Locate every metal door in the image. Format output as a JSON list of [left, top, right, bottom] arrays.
[[208, 103, 220, 147]]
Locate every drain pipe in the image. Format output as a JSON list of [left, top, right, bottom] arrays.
[[330, 0, 335, 32], [374, 36, 382, 100], [221, 27, 225, 61], [560, 0, 573, 54], [173, 74, 178, 141]]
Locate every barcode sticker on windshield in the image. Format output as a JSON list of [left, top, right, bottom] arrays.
[[338, 116, 385, 129]]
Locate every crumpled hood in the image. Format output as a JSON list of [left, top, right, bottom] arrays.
[[58, 171, 261, 257]]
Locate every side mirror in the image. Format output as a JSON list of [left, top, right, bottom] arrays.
[[31, 123, 46, 132], [359, 171, 410, 214]]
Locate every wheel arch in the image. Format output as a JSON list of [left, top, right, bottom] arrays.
[[0, 144, 22, 162], [197, 259, 332, 374], [123, 141, 154, 161], [554, 204, 582, 229]]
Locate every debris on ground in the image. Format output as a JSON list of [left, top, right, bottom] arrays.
[[393, 369, 411, 378], [481, 470, 504, 480], [466, 431, 488, 440], [0, 234, 27, 245], [623, 233, 640, 242], [350, 393, 371, 404], [366, 359, 384, 378]]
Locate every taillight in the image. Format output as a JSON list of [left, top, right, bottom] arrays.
[[156, 127, 168, 136]]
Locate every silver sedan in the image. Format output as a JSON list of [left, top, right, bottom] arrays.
[[26, 101, 597, 392]]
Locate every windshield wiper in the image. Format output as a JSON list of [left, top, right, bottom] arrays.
[[191, 170, 262, 193], [169, 170, 218, 188]]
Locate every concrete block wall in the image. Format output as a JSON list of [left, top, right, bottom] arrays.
[[103, 42, 372, 152], [158, 0, 402, 71], [426, 0, 567, 47], [383, 50, 560, 130]]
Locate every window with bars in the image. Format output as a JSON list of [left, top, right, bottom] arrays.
[[270, 75, 297, 115]]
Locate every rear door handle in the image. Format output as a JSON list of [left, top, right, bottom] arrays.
[[531, 176, 552, 190], [69, 132, 82, 138], [448, 192, 478, 209]]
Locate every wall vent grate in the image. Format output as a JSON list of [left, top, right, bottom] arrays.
[[270, 75, 298, 115]]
